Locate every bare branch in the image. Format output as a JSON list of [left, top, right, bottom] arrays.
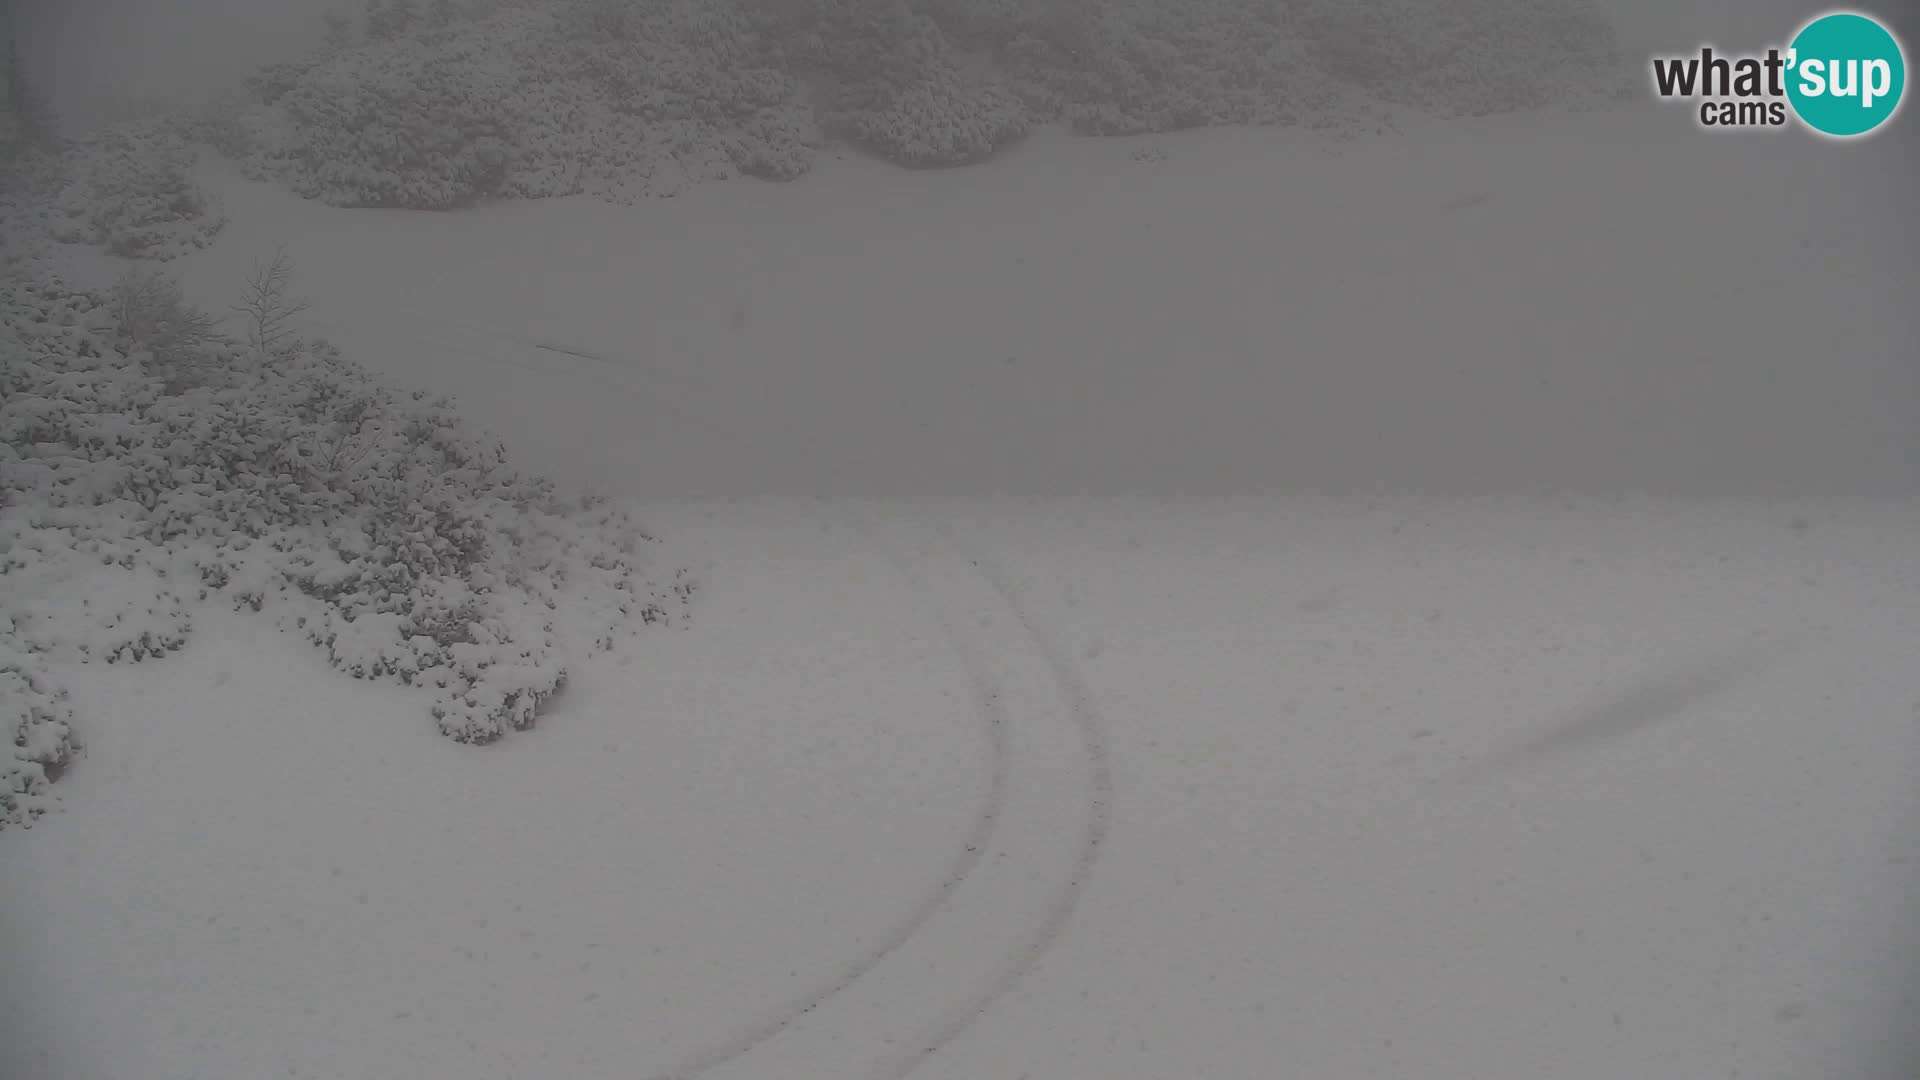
[[230, 245, 310, 364]]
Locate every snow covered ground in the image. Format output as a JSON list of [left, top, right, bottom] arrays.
[[84, 102, 1912, 499], [5, 494, 1919, 1080], [7, 21, 1920, 1080]]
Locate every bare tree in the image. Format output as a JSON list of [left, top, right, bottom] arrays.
[[230, 247, 310, 363]]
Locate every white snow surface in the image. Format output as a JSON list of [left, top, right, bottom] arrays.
[[7, 49, 1920, 1080], [93, 103, 1913, 500]]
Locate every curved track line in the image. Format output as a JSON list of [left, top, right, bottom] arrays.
[[301, 311, 770, 458], [655, 503, 1116, 1080], [643, 503, 1012, 1080], [293, 312, 613, 382], [859, 509, 1115, 1080], [314, 301, 1113, 1078]]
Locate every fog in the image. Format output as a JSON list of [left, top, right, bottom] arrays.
[[12, 0, 1836, 130], [5, 4, 1920, 1079], [13, 0, 1915, 498], [11, 0, 331, 131]]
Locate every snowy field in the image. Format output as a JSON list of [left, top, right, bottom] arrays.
[[6, 4, 1920, 1078], [6, 493, 1920, 1080]]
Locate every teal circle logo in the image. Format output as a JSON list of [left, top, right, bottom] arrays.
[[1786, 11, 1907, 137]]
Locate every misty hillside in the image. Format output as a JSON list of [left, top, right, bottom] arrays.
[[20, 0, 1635, 210], [3, 4, 1918, 1080]]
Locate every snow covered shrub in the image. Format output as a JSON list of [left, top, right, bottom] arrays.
[[0, 269, 691, 826], [366, 0, 420, 41], [274, 35, 516, 209], [996, 0, 1341, 134], [245, 0, 813, 204], [214, 0, 1626, 199], [0, 148, 68, 277], [54, 123, 226, 261], [1289, 0, 1629, 118], [716, 106, 817, 181], [739, 0, 1029, 165], [0, 641, 80, 829], [562, 0, 645, 40], [109, 268, 229, 391], [917, 0, 1057, 51], [189, 104, 261, 160], [553, 0, 814, 186], [244, 56, 324, 108], [5, 560, 195, 666], [841, 56, 1027, 166], [425, 0, 465, 31], [992, 0, 1629, 135]]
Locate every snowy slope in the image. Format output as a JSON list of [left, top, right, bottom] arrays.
[[5, 495, 1917, 1080], [7, 11, 1920, 1080], [103, 101, 1914, 499]]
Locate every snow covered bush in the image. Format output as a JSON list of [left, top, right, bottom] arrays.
[[841, 55, 1028, 166], [52, 122, 226, 261], [741, 0, 1030, 164], [272, 34, 517, 209], [747, 0, 1626, 149], [995, 0, 1629, 136], [366, 0, 422, 41], [205, 0, 1628, 202], [244, 56, 324, 108], [1, 54, 226, 264], [232, 0, 812, 207], [539, 0, 813, 190], [0, 148, 68, 278], [995, 0, 1324, 134], [108, 269, 226, 390], [0, 641, 80, 829], [1, 49, 78, 275], [1289, 0, 1627, 118], [0, 270, 691, 827]]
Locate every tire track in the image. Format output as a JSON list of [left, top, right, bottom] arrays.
[[310, 303, 1113, 1077], [305, 309, 1025, 1079], [856, 507, 1115, 1080], [642, 502, 1013, 1080], [653, 503, 1116, 1080]]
